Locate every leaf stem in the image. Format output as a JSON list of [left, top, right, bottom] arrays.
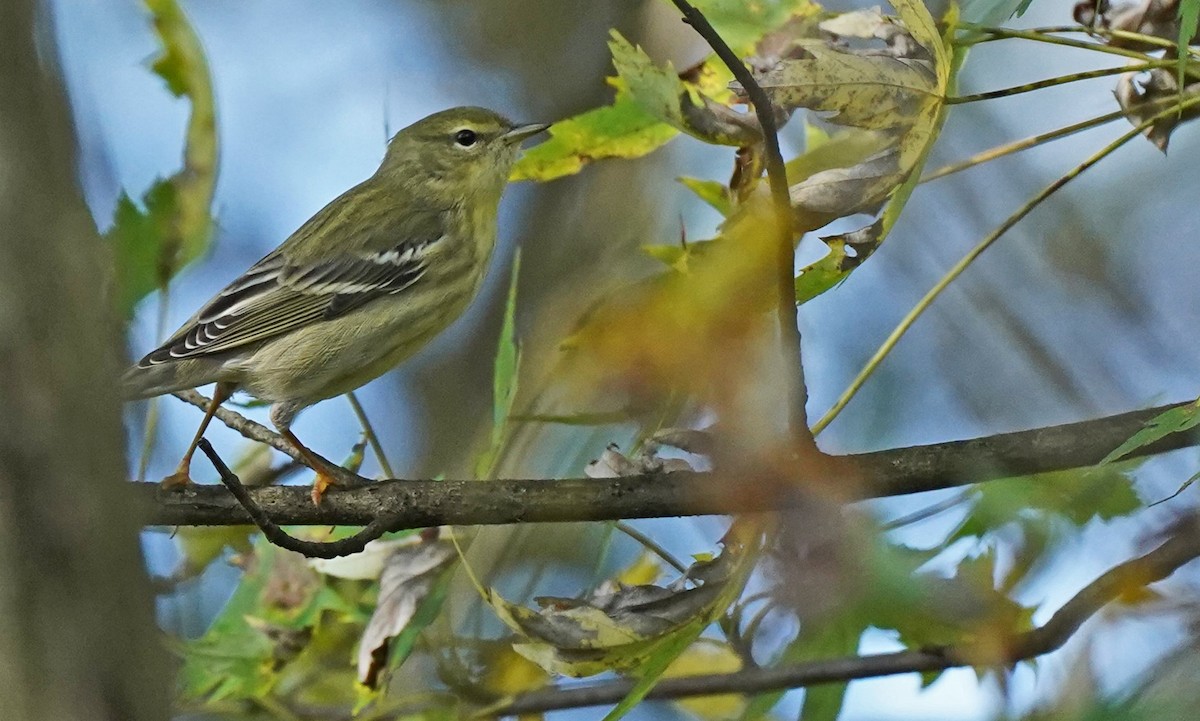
[[957, 23, 1161, 62], [946, 61, 1173, 105], [346, 390, 396, 478]]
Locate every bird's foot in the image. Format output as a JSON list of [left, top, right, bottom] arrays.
[[309, 467, 366, 506], [310, 471, 338, 506], [160, 470, 194, 490], [158, 467, 195, 494]]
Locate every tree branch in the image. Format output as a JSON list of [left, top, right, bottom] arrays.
[[667, 0, 813, 443], [140, 400, 1200, 528], [486, 513, 1200, 715], [196, 439, 391, 559]]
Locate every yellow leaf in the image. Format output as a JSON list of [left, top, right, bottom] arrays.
[[665, 641, 746, 721], [616, 552, 663, 587]]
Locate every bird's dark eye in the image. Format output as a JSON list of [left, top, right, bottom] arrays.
[[454, 129, 477, 147]]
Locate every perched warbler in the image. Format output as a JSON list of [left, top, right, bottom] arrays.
[[123, 106, 548, 502]]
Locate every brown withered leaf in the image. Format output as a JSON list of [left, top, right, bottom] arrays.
[[1116, 68, 1200, 150], [1075, 0, 1198, 49], [486, 541, 747, 678], [356, 536, 457, 687], [789, 147, 901, 218], [584, 443, 695, 479], [743, 40, 935, 130]]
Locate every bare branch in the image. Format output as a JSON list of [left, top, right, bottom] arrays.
[[196, 439, 390, 559], [140, 400, 1199, 528], [486, 514, 1200, 715]]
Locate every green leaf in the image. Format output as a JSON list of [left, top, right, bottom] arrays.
[[948, 466, 1143, 546], [601, 619, 706, 721], [678, 176, 733, 216], [687, 0, 818, 52], [1179, 0, 1200, 88], [107, 182, 178, 318], [510, 85, 678, 182], [1101, 400, 1200, 465], [513, 2, 813, 182], [110, 0, 217, 317], [609, 32, 755, 147], [178, 539, 359, 703]]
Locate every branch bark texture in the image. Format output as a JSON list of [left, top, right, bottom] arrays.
[[143, 400, 1198, 528]]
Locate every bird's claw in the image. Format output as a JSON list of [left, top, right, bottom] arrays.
[[160, 470, 194, 490], [310, 472, 337, 506]]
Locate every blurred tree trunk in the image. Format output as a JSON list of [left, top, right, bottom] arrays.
[[0, 2, 168, 720]]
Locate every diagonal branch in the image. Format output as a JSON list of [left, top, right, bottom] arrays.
[[140, 400, 1200, 528], [485, 513, 1200, 715]]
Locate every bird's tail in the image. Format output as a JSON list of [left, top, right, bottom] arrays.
[[121, 361, 192, 400]]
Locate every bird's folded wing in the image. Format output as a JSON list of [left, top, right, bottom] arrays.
[[141, 239, 437, 366]]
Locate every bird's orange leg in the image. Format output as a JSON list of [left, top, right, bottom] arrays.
[[162, 381, 236, 489], [280, 429, 342, 506]]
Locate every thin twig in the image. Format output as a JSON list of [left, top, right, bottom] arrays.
[[347, 391, 396, 478], [196, 439, 390, 559], [666, 0, 811, 442], [143, 399, 1200, 528], [946, 61, 1172, 105], [485, 515, 1200, 715], [920, 109, 1127, 183], [173, 389, 302, 461], [957, 23, 1161, 62]]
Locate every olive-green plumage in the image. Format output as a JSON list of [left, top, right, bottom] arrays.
[[124, 106, 546, 441]]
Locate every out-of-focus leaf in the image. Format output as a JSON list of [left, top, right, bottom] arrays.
[[690, 0, 818, 52], [556, 197, 779, 414], [479, 643, 552, 697], [617, 552, 663, 587], [1180, 0, 1200, 85], [949, 466, 1143, 545], [310, 537, 415, 581], [739, 617, 866, 721], [475, 253, 522, 478], [665, 641, 745, 721], [357, 536, 458, 688], [179, 540, 357, 703], [642, 244, 692, 272], [110, 0, 218, 317], [867, 547, 1035, 655], [1102, 399, 1200, 465], [961, 0, 1034, 24]]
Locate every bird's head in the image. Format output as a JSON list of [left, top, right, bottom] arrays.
[[377, 106, 547, 202]]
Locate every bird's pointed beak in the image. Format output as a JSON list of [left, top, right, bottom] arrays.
[[503, 122, 550, 144]]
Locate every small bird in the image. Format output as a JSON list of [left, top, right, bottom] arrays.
[[123, 106, 548, 503]]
